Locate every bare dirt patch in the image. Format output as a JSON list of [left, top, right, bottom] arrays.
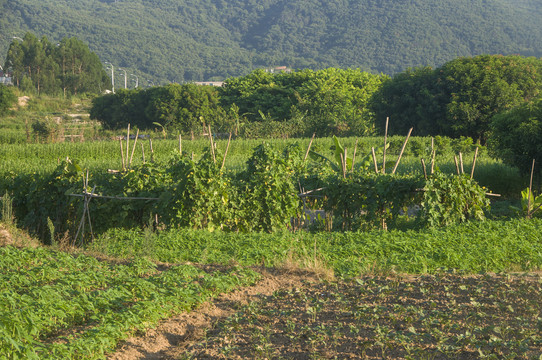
[[0, 226, 13, 246], [110, 268, 319, 360], [0, 224, 40, 248], [110, 271, 542, 359], [17, 96, 30, 107]]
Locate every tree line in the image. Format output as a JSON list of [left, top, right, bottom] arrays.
[[89, 54, 542, 174], [4, 32, 109, 96]]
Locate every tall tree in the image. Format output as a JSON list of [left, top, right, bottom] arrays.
[[4, 32, 109, 96], [438, 55, 542, 141], [371, 66, 446, 136], [370, 55, 542, 142], [5, 41, 24, 87]]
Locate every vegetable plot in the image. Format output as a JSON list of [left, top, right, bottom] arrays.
[[184, 273, 542, 359], [0, 246, 260, 359]]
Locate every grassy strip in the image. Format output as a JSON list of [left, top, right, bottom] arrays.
[[91, 218, 542, 277], [0, 246, 260, 359]]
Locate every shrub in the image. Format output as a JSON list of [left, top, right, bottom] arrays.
[[422, 172, 490, 227], [239, 143, 301, 232], [488, 97, 542, 176], [0, 85, 17, 115]]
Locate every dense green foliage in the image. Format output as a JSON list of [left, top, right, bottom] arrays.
[[90, 83, 227, 133], [0, 84, 16, 114], [240, 143, 301, 232], [320, 174, 423, 231], [422, 172, 490, 227], [89, 55, 542, 144], [1, 0, 542, 83], [157, 152, 234, 231], [90, 68, 384, 137], [220, 68, 385, 137], [371, 55, 542, 142], [5, 33, 109, 96], [91, 218, 542, 277], [3, 137, 495, 242], [489, 97, 542, 175], [0, 245, 259, 359]]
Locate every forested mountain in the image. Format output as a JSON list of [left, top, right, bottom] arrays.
[[1, 0, 541, 84]]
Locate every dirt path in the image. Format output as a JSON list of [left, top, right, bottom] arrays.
[[109, 267, 319, 360]]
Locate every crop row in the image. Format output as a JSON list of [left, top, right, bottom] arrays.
[[90, 217, 542, 278], [0, 246, 260, 359], [0, 135, 491, 176], [3, 136, 510, 244]]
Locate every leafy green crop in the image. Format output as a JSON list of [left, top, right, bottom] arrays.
[[0, 246, 260, 359], [422, 172, 490, 227], [91, 218, 542, 278]]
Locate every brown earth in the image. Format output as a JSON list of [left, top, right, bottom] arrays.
[[2, 224, 539, 359], [109, 270, 542, 360], [0, 223, 40, 248], [110, 268, 320, 360]]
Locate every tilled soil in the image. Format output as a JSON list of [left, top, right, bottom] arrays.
[[110, 267, 320, 360], [110, 271, 542, 360]]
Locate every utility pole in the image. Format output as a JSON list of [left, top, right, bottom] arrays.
[[119, 68, 127, 89], [105, 62, 115, 93], [131, 74, 139, 88]]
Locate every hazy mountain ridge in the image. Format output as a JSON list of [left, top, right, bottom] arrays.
[[1, 0, 541, 84]]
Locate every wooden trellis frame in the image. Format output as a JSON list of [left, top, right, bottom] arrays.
[[68, 171, 159, 246]]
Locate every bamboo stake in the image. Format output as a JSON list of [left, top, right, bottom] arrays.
[[351, 139, 358, 173], [126, 124, 130, 167], [454, 156, 460, 175], [74, 184, 96, 246], [86, 185, 96, 241], [129, 129, 139, 168], [343, 148, 348, 178], [459, 152, 464, 174], [304, 133, 316, 162], [119, 138, 126, 170], [430, 138, 436, 174], [208, 125, 216, 163], [68, 193, 160, 201], [221, 132, 232, 171], [392, 127, 413, 174], [149, 138, 154, 163], [528, 159, 535, 218], [371, 147, 379, 174], [470, 147, 479, 179], [382, 117, 389, 173], [74, 205, 85, 246], [421, 159, 428, 180]]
